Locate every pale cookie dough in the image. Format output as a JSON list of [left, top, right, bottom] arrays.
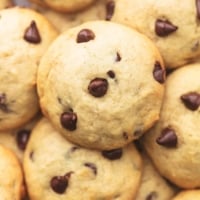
[[142, 63, 200, 188], [172, 190, 200, 200], [0, 144, 23, 200], [30, 0, 96, 13], [37, 20, 165, 150], [110, 0, 200, 68], [24, 118, 143, 200], [135, 151, 177, 200], [0, 7, 58, 131]]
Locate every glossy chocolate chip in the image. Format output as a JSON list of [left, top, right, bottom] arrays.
[[0, 93, 8, 112], [16, 129, 31, 150], [50, 172, 72, 194], [146, 191, 158, 200], [196, 0, 200, 19], [24, 20, 41, 44], [180, 92, 200, 111], [76, 29, 95, 43], [155, 19, 178, 37], [153, 61, 165, 84], [156, 127, 177, 148], [84, 162, 97, 175], [106, 0, 115, 20], [60, 111, 77, 131], [115, 52, 121, 62], [107, 70, 115, 78], [88, 78, 108, 97], [102, 148, 122, 160]]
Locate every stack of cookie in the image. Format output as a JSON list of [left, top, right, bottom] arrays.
[[0, 0, 200, 199]]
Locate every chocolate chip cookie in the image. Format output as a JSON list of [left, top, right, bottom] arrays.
[[172, 190, 200, 200], [0, 7, 58, 131], [142, 62, 200, 188], [110, 0, 200, 68], [24, 118, 143, 200], [37, 20, 165, 150]]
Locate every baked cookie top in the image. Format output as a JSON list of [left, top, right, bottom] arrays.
[[37, 20, 165, 150], [142, 62, 200, 188], [0, 7, 58, 131], [24, 118, 142, 200], [110, 0, 200, 68], [0, 144, 23, 200]]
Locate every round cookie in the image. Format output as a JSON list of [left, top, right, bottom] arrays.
[[24, 117, 143, 200], [142, 63, 200, 188], [37, 20, 165, 150], [0, 113, 41, 162], [110, 0, 200, 69], [172, 190, 200, 200], [30, 0, 96, 13], [0, 0, 12, 9], [135, 151, 177, 200], [0, 144, 23, 200], [35, 0, 107, 33], [0, 7, 58, 131]]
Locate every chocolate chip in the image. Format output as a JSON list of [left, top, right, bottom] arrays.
[[155, 19, 178, 37], [84, 162, 97, 175], [107, 70, 115, 78], [60, 111, 77, 131], [29, 151, 34, 161], [106, 0, 115, 20], [156, 127, 177, 148], [70, 146, 80, 152], [0, 93, 9, 112], [50, 174, 70, 194], [123, 132, 128, 140], [146, 191, 158, 200], [115, 52, 121, 62], [102, 148, 122, 160], [196, 0, 200, 19], [88, 78, 108, 97], [76, 29, 95, 43], [153, 61, 165, 84], [16, 129, 31, 150], [24, 20, 41, 44], [180, 92, 200, 111]]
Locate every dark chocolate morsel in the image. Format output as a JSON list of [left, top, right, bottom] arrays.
[[102, 148, 122, 160], [24, 20, 41, 44], [180, 92, 200, 111], [84, 162, 97, 175], [88, 78, 108, 97], [60, 111, 77, 131], [155, 19, 178, 37], [16, 129, 31, 150], [153, 61, 165, 84], [106, 0, 115, 20], [156, 127, 177, 148], [76, 29, 95, 43]]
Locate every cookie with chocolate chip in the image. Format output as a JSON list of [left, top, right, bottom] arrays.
[[110, 0, 200, 68], [0, 7, 58, 131], [24, 118, 142, 200], [0, 144, 23, 200], [142, 63, 200, 188], [172, 190, 200, 200], [30, 0, 96, 13], [135, 152, 177, 200], [0, 113, 40, 162], [37, 20, 165, 150]]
